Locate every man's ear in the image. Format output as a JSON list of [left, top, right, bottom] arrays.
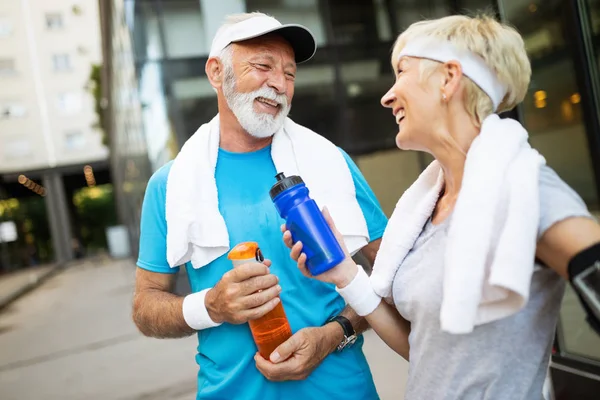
[[206, 57, 224, 89]]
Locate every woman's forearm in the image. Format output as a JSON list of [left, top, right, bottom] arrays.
[[365, 300, 411, 360], [333, 261, 411, 359]]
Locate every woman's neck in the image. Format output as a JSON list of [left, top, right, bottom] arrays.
[[430, 113, 480, 224]]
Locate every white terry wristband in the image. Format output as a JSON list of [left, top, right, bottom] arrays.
[[335, 266, 381, 316], [182, 289, 222, 330]]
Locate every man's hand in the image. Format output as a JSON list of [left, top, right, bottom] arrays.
[[205, 260, 282, 324], [254, 323, 343, 381]]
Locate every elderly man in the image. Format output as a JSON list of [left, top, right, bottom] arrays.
[[133, 12, 387, 400]]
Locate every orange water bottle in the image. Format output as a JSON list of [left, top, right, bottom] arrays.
[[227, 242, 293, 359]]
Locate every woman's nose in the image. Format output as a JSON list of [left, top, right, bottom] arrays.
[[381, 88, 395, 108]]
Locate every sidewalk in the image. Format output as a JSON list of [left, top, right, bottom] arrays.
[[0, 264, 58, 311], [0, 254, 118, 311], [0, 256, 408, 400]]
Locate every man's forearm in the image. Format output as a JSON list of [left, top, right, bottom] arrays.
[[323, 305, 370, 354], [340, 305, 369, 335], [132, 290, 196, 338]]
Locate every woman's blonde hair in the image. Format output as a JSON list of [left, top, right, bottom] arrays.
[[391, 14, 531, 126]]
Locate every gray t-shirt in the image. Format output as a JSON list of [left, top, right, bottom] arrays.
[[392, 165, 592, 400]]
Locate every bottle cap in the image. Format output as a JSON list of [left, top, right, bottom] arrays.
[[227, 242, 263, 262], [269, 172, 304, 200]]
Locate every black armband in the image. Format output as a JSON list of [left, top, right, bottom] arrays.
[[567, 242, 600, 336]]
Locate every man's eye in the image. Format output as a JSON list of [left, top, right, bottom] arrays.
[[397, 69, 403, 75], [257, 64, 270, 69], [285, 73, 295, 79]]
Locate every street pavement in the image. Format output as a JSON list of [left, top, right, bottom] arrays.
[[0, 264, 56, 310], [0, 257, 408, 400]]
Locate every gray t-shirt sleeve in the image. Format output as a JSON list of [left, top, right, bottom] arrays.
[[538, 165, 594, 240]]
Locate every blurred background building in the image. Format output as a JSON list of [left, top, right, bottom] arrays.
[[0, 0, 117, 273]]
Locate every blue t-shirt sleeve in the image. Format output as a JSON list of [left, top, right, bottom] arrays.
[[338, 148, 388, 241], [137, 162, 180, 274]]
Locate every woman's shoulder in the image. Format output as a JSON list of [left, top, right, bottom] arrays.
[[537, 165, 593, 238]]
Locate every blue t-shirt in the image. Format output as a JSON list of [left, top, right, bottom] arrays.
[[137, 145, 388, 400]]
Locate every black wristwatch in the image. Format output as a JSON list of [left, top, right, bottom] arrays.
[[326, 315, 357, 352]]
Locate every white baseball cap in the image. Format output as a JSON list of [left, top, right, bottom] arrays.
[[208, 14, 317, 64]]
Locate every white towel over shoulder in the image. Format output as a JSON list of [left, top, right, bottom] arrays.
[[370, 114, 546, 334], [165, 114, 370, 270]]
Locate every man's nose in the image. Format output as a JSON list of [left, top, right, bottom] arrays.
[[381, 88, 395, 108], [267, 70, 286, 95]]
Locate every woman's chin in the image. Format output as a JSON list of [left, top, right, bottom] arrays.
[[395, 132, 412, 150]]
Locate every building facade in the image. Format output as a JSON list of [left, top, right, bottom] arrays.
[[100, 0, 600, 396], [0, 0, 108, 171], [0, 0, 111, 267]]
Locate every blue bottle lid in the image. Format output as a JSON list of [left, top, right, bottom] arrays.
[[269, 172, 304, 200]]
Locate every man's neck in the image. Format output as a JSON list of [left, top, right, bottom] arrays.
[[218, 106, 272, 153]]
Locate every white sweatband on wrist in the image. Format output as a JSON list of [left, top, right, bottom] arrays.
[[335, 266, 381, 316], [182, 289, 222, 330]]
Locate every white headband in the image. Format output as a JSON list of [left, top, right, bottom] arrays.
[[397, 37, 507, 110]]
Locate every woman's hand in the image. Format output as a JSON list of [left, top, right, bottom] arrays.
[[281, 207, 359, 288]]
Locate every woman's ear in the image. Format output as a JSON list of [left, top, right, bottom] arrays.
[[440, 60, 463, 102], [206, 57, 224, 89]]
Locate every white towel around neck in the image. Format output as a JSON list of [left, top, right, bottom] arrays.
[[370, 114, 546, 334], [165, 114, 369, 270]]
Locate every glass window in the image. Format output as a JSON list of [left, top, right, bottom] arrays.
[[327, 0, 388, 46], [246, 0, 327, 45], [0, 58, 15, 75], [0, 102, 26, 119], [45, 13, 64, 30], [56, 92, 82, 114], [132, 0, 163, 61], [559, 285, 600, 361], [586, 0, 600, 131], [500, 0, 600, 365], [0, 17, 13, 37], [392, 0, 451, 30], [500, 0, 599, 209], [334, 0, 496, 154], [64, 130, 86, 150], [557, 0, 600, 364], [162, 0, 206, 58], [52, 54, 72, 71], [458, 0, 499, 14]]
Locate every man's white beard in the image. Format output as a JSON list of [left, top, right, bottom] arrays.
[[222, 65, 291, 139]]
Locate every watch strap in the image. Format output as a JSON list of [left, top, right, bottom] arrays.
[[327, 315, 357, 352], [328, 315, 355, 338]]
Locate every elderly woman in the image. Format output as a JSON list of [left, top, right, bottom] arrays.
[[280, 14, 600, 399]]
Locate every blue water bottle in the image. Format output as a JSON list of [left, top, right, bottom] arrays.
[[269, 172, 346, 275]]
